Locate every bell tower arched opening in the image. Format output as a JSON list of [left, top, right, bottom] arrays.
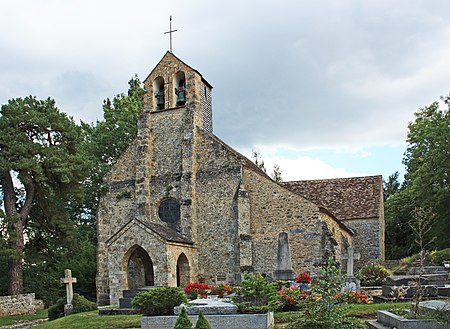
[[173, 71, 186, 106], [153, 77, 165, 110], [125, 245, 154, 289], [176, 253, 190, 287]]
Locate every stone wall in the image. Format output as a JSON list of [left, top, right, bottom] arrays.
[[319, 211, 353, 266], [96, 140, 139, 306], [106, 220, 169, 306], [0, 293, 38, 316], [243, 168, 349, 276], [342, 218, 382, 270], [194, 130, 243, 284]]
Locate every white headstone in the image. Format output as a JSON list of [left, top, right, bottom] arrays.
[[60, 269, 77, 305], [342, 246, 360, 277]]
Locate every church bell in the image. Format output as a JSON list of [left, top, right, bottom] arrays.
[[176, 88, 186, 105]]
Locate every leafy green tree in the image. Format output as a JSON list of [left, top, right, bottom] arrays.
[[385, 94, 450, 258], [0, 96, 86, 295], [78, 76, 144, 226], [383, 171, 401, 201], [402, 95, 449, 250]]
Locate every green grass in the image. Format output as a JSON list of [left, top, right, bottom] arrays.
[[345, 301, 410, 318], [32, 311, 141, 329], [0, 308, 48, 327], [4, 302, 411, 329]]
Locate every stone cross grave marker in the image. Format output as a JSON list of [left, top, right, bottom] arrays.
[[60, 269, 77, 315], [342, 246, 360, 277]]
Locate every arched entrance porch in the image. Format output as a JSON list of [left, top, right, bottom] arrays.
[[124, 245, 154, 289]]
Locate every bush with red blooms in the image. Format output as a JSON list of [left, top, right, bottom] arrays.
[[275, 286, 311, 311], [210, 283, 233, 298], [184, 283, 210, 299], [295, 272, 311, 284], [333, 291, 370, 304]]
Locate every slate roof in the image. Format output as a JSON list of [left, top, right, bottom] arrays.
[[143, 220, 194, 244], [282, 176, 383, 221], [106, 218, 193, 245]]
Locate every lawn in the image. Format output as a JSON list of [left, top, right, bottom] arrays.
[[32, 311, 141, 329], [0, 309, 48, 327], [12, 302, 411, 329]]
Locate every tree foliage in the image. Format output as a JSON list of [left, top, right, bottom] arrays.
[[251, 149, 266, 173], [385, 94, 450, 258], [271, 164, 283, 182], [174, 307, 193, 329], [78, 76, 144, 226], [0, 96, 86, 295]]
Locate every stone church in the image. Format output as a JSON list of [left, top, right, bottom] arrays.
[[96, 52, 385, 306]]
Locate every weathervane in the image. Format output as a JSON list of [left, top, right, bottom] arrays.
[[164, 16, 178, 53]]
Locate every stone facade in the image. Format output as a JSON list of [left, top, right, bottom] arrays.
[[282, 176, 385, 270], [96, 52, 382, 306], [0, 293, 39, 316]]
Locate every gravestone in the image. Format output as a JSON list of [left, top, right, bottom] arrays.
[[341, 246, 361, 292], [174, 297, 237, 315], [60, 269, 77, 315], [273, 232, 296, 280]]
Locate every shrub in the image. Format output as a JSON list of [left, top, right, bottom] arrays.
[[275, 286, 311, 311], [174, 307, 192, 329], [184, 283, 210, 299], [430, 248, 450, 265], [48, 293, 97, 320], [357, 264, 390, 286], [333, 291, 369, 304], [194, 311, 212, 329], [132, 287, 187, 316], [287, 317, 365, 329], [232, 273, 277, 313], [210, 283, 232, 298]]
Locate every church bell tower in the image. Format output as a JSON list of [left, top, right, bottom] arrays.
[[134, 52, 213, 241]]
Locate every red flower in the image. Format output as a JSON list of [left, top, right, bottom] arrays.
[[295, 272, 311, 284]]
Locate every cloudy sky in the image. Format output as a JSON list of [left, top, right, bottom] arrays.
[[1, 0, 449, 182]]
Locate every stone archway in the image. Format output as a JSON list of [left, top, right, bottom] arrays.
[[126, 246, 154, 289], [176, 253, 190, 288]]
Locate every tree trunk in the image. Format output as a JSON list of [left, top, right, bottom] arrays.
[[7, 220, 25, 295], [1, 171, 32, 296]]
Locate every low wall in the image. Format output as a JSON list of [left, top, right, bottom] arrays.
[[0, 293, 38, 316]]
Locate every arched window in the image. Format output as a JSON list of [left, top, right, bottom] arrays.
[[153, 77, 165, 110], [173, 71, 186, 106], [176, 253, 190, 287], [158, 198, 180, 225]]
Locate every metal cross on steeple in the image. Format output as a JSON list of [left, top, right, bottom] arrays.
[[164, 16, 178, 53]]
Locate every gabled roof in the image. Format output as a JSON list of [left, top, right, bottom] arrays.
[[106, 218, 193, 246], [282, 176, 383, 220], [144, 51, 213, 88], [197, 128, 272, 179]]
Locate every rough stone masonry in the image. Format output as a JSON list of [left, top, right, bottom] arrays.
[[96, 51, 384, 306]]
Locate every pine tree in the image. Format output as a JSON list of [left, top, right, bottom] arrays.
[[174, 307, 192, 329], [0, 96, 86, 295], [194, 311, 212, 329]]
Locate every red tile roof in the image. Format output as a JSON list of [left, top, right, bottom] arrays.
[[282, 176, 383, 220]]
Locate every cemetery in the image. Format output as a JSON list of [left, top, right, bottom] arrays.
[[1, 11, 449, 329]]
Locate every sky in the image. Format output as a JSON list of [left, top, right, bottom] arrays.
[[1, 0, 449, 182]]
